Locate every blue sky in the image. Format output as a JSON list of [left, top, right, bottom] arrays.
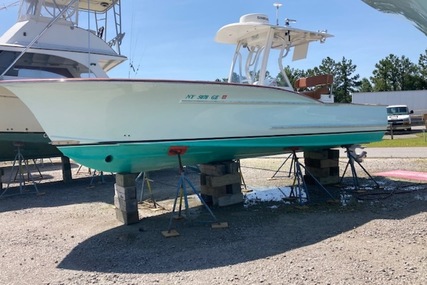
[[1, 0, 426, 81]]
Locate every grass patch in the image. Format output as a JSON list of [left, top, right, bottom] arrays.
[[365, 132, 427, 147]]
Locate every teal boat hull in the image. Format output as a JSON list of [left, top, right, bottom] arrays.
[[59, 130, 384, 173]]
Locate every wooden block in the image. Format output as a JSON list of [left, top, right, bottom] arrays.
[[217, 193, 244, 207], [226, 183, 242, 194], [294, 74, 333, 89], [222, 160, 240, 174], [211, 222, 229, 229], [201, 185, 227, 197], [115, 173, 138, 187], [115, 208, 139, 225], [114, 184, 136, 200], [114, 195, 138, 212], [199, 164, 226, 176], [161, 229, 180, 237], [206, 173, 241, 188]]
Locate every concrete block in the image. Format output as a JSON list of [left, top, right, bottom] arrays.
[[304, 150, 329, 160], [304, 175, 340, 185], [304, 158, 338, 168], [200, 173, 207, 186], [115, 208, 139, 225], [114, 195, 138, 212], [61, 156, 73, 184], [115, 173, 138, 187], [328, 149, 339, 159], [330, 166, 340, 176], [305, 166, 331, 178], [114, 184, 136, 200], [304, 149, 339, 160]]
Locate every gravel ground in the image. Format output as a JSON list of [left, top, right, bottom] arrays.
[[0, 153, 426, 285]]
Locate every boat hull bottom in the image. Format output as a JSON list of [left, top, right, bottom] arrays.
[[58, 131, 384, 173]]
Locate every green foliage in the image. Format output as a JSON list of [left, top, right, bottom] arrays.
[[219, 49, 427, 95], [370, 54, 425, 91], [359, 78, 373, 92]]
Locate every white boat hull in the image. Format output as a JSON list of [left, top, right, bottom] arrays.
[[1, 79, 387, 172]]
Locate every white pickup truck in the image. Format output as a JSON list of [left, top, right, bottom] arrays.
[[386, 105, 413, 131]]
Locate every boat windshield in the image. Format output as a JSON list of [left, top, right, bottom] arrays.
[[18, 0, 79, 25], [0, 50, 94, 78]]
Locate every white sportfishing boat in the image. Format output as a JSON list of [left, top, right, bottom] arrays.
[[0, 0, 126, 160], [0, 12, 387, 173]]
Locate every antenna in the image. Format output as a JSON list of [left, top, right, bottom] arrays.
[[273, 2, 282, 26], [285, 18, 296, 26], [0, 1, 19, 11]]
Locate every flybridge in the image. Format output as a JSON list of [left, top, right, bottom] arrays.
[[0, 0, 125, 79], [16, 0, 124, 53]]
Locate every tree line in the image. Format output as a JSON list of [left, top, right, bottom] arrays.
[[218, 49, 427, 103]]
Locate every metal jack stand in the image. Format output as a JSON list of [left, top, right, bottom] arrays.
[[89, 170, 105, 187], [1, 142, 40, 198], [162, 146, 227, 237], [287, 150, 335, 205], [236, 159, 247, 190], [270, 152, 295, 179], [340, 146, 380, 190], [137, 172, 160, 208]]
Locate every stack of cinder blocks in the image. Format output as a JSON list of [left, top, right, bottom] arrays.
[[304, 149, 340, 185], [199, 161, 243, 207], [114, 173, 139, 225]]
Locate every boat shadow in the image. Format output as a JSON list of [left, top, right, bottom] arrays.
[[56, 177, 426, 274], [0, 171, 116, 212], [1, 165, 425, 274]]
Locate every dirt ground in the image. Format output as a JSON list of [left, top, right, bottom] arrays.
[[0, 154, 426, 285]]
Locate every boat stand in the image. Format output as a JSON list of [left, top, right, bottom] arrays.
[[286, 150, 335, 205], [1, 143, 40, 198], [236, 159, 247, 190], [162, 147, 227, 237], [137, 172, 160, 208], [75, 164, 92, 175], [89, 170, 105, 187], [340, 146, 380, 190], [270, 152, 295, 179]]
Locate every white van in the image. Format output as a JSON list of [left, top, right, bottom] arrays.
[[386, 105, 413, 131]]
